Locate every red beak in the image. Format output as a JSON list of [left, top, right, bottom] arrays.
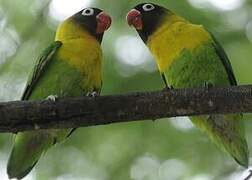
[[96, 12, 112, 34], [126, 9, 143, 30]]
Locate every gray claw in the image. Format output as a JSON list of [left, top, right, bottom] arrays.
[[86, 91, 98, 97], [46, 95, 58, 102]]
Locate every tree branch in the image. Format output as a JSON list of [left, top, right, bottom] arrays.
[[0, 85, 252, 133]]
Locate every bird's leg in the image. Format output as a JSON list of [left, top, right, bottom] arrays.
[[46, 95, 58, 102], [161, 73, 174, 91]]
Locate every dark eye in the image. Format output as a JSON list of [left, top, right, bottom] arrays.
[[142, 4, 155, 11], [82, 8, 94, 16]]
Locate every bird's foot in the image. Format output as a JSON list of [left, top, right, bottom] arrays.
[[46, 95, 58, 102], [162, 85, 174, 91], [204, 82, 213, 90], [86, 91, 98, 97]]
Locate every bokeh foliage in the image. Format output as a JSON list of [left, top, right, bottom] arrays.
[[0, 0, 252, 179]]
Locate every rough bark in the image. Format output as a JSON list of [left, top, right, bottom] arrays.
[[0, 85, 252, 133]]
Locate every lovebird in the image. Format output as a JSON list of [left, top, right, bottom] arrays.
[[127, 3, 249, 167], [7, 8, 111, 179]]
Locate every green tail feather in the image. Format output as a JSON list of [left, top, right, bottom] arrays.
[[191, 114, 249, 167], [7, 131, 54, 179]]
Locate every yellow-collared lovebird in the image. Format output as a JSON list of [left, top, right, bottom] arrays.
[[7, 8, 111, 179], [127, 3, 249, 167]]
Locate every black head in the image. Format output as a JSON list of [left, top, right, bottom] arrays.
[[127, 3, 171, 42], [72, 7, 112, 43]]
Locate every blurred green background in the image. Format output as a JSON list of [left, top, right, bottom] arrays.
[[0, 0, 252, 179]]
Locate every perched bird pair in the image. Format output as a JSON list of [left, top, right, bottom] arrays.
[[7, 3, 249, 179]]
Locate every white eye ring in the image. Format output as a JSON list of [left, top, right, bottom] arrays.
[[142, 4, 155, 11], [82, 8, 94, 16]]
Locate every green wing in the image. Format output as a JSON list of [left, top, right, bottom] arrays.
[[209, 32, 237, 86], [21, 41, 62, 100]]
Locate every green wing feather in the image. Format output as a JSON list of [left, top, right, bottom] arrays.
[[209, 32, 237, 86], [22, 41, 62, 100], [7, 41, 65, 179], [208, 33, 248, 166]]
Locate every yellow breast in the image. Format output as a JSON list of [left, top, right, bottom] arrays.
[[147, 15, 211, 72], [57, 38, 102, 89], [55, 19, 102, 90]]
